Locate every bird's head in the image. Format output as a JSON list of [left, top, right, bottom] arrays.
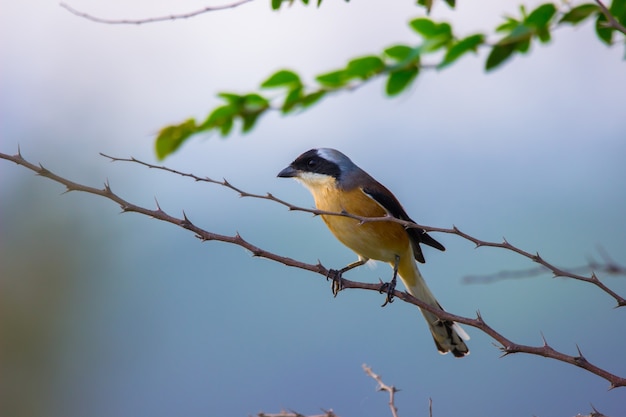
[[277, 148, 357, 189]]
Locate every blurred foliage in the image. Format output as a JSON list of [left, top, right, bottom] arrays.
[[154, 0, 626, 159]]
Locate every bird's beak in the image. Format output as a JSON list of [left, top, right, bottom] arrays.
[[277, 165, 298, 178]]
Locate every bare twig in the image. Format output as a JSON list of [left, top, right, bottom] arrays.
[[100, 153, 626, 308], [257, 412, 336, 417], [463, 248, 626, 284], [595, 0, 626, 36], [363, 364, 399, 417], [59, 0, 254, 25], [2, 149, 626, 389]]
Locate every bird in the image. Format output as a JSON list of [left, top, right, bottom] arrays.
[[278, 148, 469, 357]]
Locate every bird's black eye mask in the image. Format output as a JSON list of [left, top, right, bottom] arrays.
[[291, 150, 342, 179]]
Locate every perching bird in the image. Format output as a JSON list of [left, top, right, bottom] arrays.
[[278, 148, 469, 357]]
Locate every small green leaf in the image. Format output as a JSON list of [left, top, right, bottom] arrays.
[[316, 70, 347, 87], [496, 18, 520, 33], [525, 3, 557, 28], [219, 117, 234, 136], [242, 93, 270, 111], [271, 0, 282, 10], [300, 90, 326, 108], [438, 33, 485, 69], [155, 119, 197, 160], [218, 92, 243, 104], [346, 55, 385, 79], [560, 4, 600, 25], [281, 87, 303, 113], [261, 70, 302, 89], [516, 38, 531, 53], [199, 104, 238, 131], [409, 18, 452, 40], [485, 43, 516, 71], [536, 27, 551, 43], [595, 13, 613, 45], [384, 44, 414, 61], [417, 0, 434, 13], [241, 112, 261, 133], [498, 24, 533, 45], [610, 0, 626, 23], [385, 67, 419, 96]]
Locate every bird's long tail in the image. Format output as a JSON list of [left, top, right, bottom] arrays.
[[397, 254, 470, 358]]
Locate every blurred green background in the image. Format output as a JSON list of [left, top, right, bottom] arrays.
[[1, 1, 625, 416]]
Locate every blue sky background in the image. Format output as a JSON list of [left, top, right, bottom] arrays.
[[1, 1, 625, 416]]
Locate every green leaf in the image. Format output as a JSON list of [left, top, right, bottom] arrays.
[[242, 93, 270, 111], [281, 87, 303, 113], [384, 44, 414, 61], [516, 38, 531, 53], [271, 0, 282, 10], [525, 3, 557, 28], [560, 4, 600, 25], [241, 112, 261, 133], [536, 27, 551, 43], [498, 24, 533, 45], [438, 34, 485, 69], [417, 0, 434, 13], [300, 90, 326, 108], [610, 0, 626, 23], [316, 70, 347, 87], [485, 43, 516, 71], [219, 117, 234, 136], [155, 118, 197, 160], [199, 104, 238, 131], [595, 13, 613, 45], [346, 56, 385, 79], [409, 18, 452, 40], [496, 17, 520, 33], [385, 67, 419, 96], [218, 92, 243, 104], [261, 70, 302, 89]]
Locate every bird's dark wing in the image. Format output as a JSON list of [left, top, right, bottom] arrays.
[[362, 184, 445, 264]]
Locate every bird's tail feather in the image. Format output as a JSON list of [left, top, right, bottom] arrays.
[[397, 256, 469, 358]]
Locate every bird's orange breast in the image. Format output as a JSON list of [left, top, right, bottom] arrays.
[[310, 184, 411, 263]]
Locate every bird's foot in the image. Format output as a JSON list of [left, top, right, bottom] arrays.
[[326, 269, 345, 297], [378, 277, 397, 307]]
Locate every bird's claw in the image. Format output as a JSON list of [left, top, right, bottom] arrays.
[[378, 278, 396, 307], [326, 269, 344, 297]]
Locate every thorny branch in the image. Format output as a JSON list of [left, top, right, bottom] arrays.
[[59, 0, 254, 25], [100, 153, 626, 308], [1, 149, 625, 389]]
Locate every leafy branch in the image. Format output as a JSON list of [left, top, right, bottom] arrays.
[[1, 149, 625, 389], [153, 0, 626, 159]]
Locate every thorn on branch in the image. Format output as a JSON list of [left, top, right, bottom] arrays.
[[575, 344, 588, 365], [154, 197, 163, 213], [37, 163, 49, 176], [475, 310, 484, 324], [181, 210, 193, 228]]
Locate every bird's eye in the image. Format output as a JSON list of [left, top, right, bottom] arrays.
[[307, 158, 318, 168]]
